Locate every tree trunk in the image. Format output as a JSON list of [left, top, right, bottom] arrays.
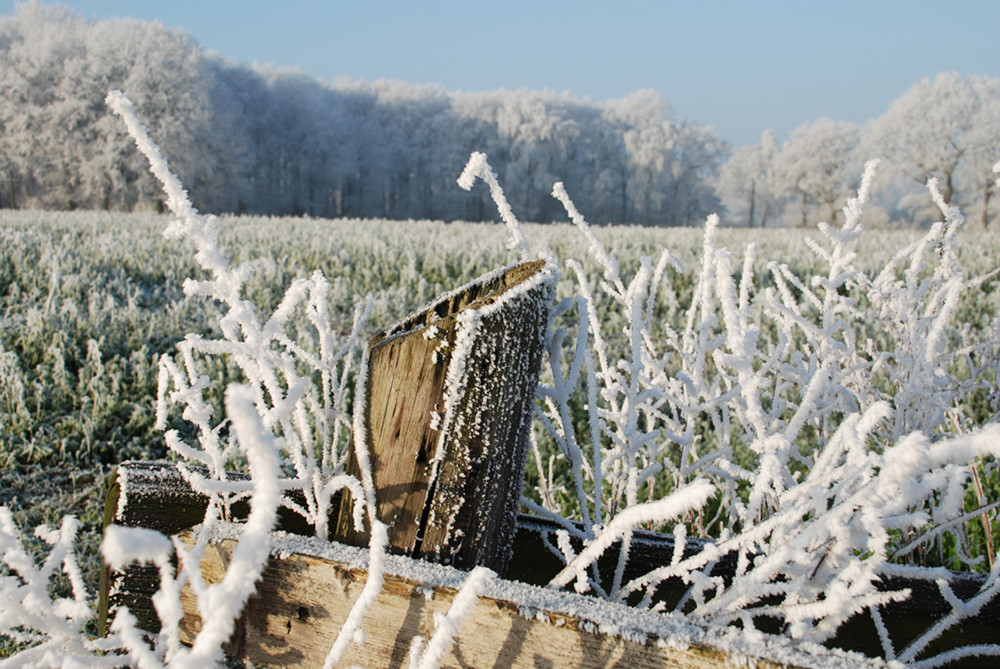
[[982, 175, 992, 230], [943, 171, 955, 205]]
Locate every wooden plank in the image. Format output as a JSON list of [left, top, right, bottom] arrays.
[[334, 259, 555, 576], [178, 530, 795, 669]]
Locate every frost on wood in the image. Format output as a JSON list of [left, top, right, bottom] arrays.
[[175, 523, 888, 669], [336, 258, 557, 575]]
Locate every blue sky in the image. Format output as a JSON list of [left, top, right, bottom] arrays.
[[4, 0, 998, 147]]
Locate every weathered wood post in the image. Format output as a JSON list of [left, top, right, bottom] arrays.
[[335, 259, 555, 576]]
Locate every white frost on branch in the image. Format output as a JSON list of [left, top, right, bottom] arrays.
[[547, 480, 715, 594], [103, 90, 385, 668], [458, 151, 530, 260], [408, 566, 496, 669], [0, 510, 121, 667], [104, 384, 283, 669]]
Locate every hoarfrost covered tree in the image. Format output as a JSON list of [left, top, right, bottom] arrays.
[[599, 90, 724, 226], [0, 1, 248, 213], [0, 3, 735, 224], [662, 120, 727, 227], [363, 79, 462, 221], [716, 130, 780, 227], [494, 91, 577, 223], [237, 65, 357, 217], [867, 72, 1000, 227], [604, 90, 672, 226], [776, 118, 862, 227], [962, 77, 1000, 229]]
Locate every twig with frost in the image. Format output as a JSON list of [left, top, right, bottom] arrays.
[[458, 152, 530, 260], [104, 384, 283, 668], [867, 175, 995, 443], [106, 91, 393, 667], [407, 567, 496, 669], [735, 162, 879, 526], [320, 345, 392, 668], [543, 181, 725, 597], [547, 480, 714, 594], [0, 510, 121, 667], [0, 385, 285, 668]]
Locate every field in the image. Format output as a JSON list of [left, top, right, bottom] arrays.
[[2, 172, 999, 666]]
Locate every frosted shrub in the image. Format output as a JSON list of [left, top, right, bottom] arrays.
[[0, 509, 120, 666], [101, 91, 394, 667], [0, 384, 289, 668], [516, 154, 1000, 666]]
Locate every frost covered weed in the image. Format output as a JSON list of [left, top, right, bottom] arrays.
[[100, 91, 393, 667], [0, 508, 123, 666], [105, 90, 376, 541], [524, 156, 1000, 666]]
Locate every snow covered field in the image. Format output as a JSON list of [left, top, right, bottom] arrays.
[[1, 99, 999, 667]]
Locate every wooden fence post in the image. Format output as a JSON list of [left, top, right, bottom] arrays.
[[334, 259, 555, 576]]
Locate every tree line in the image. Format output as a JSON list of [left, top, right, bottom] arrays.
[[720, 73, 1000, 229], [1, 3, 998, 227]]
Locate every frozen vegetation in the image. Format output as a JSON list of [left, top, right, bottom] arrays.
[[0, 92, 998, 668]]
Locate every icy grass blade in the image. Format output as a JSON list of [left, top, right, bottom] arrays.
[[185, 385, 282, 665], [319, 343, 392, 668], [99, 92, 379, 666]]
